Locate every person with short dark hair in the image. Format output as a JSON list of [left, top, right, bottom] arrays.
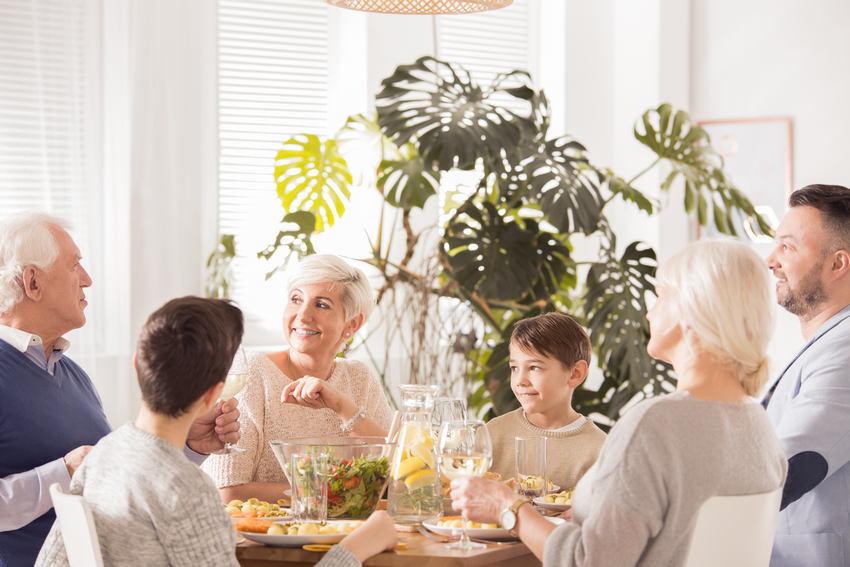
[[764, 184, 850, 566], [36, 296, 246, 566], [485, 312, 606, 491]]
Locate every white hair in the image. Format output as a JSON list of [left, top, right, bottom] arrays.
[[659, 240, 774, 396], [0, 212, 70, 315], [287, 254, 375, 322]]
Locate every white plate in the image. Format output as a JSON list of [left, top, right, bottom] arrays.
[[422, 520, 514, 540], [422, 516, 564, 541], [238, 530, 346, 547], [231, 515, 292, 522], [533, 497, 571, 512]]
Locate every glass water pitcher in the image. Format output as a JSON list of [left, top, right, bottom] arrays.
[[387, 384, 443, 524]]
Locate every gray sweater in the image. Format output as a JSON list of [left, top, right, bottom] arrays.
[[35, 423, 361, 567], [543, 391, 787, 566]]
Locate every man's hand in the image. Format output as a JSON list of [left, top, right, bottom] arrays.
[[64, 445, 93, 477], [186, 398, 241, 454]]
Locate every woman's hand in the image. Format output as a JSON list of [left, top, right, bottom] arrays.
[[450, 477, 516, 524], [187, 398, 241, 454], [281, 376, 351, 416]]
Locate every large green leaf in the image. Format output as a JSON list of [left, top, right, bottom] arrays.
[[442, 201, 572, 302], [580, 241, 677, 421], [635, 104, 772, 237], [376, 56, 536, 171], [521, 136, 604, 235], [274, 134, 352, 233], [377, 143, 441, 209]]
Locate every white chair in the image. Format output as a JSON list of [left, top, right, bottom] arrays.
[[49, 482, 104, 567], [684, 487, 782, 567]]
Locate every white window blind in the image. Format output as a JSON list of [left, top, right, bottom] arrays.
[[435, 0, 535, 95], [217, 0, 332, 345], [0, 0, 93, 224]]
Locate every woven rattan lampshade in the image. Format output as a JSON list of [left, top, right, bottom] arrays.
[[326, 0, 513, 15]]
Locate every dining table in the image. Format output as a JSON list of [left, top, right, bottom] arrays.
[[235, 529, 541, 567]]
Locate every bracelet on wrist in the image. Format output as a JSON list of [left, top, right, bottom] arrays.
[[340, 406, 367, 434]]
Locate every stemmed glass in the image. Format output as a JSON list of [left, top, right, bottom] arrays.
[[438, 419, 493, 550], [215, 346, 248, 455], [431, 397, 467, 439]]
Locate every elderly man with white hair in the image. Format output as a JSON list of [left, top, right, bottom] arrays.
[[0, 212, 242, 567]]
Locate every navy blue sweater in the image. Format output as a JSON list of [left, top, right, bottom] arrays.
[[0, 340, 111, 567]]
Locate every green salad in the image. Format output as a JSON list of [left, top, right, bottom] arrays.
[[326, 455, 390, 518]]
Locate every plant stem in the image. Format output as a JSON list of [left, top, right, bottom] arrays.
[[626, 157, 661, 186]]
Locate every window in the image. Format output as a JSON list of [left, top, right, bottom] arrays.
[[0, 0, 103, 347], [217, 0, 334, 345]]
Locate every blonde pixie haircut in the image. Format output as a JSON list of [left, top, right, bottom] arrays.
[[659, 240, 774, 397], [287, 254, 374, 322]]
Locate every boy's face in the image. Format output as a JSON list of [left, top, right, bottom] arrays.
[[509, 342, 581, 417]]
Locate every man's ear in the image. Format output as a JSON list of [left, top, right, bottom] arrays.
[[20, 266, 42, 300], [567, 360, 589, 388], [830, 249, 850, 280]]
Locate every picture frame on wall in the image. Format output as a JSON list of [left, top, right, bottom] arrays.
[[697, 117, 793, 245]]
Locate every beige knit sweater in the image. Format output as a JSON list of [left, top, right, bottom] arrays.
[[202, 350, 393, 487], [486, 408, 606, 490]]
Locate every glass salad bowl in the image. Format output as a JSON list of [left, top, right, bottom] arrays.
[[270, 437, 394, 519]]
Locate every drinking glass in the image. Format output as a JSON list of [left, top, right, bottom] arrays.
[[215, 346, 248, 454], [430, 397, 467, 439], [438, 419, 492, 550], [515, 437, 547, 499], [290, 453, 329, 523]]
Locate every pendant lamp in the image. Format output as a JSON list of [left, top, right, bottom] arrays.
[[326, 0, 513, 15]]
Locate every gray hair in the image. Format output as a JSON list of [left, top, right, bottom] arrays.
[[0, 212, 70, 315], [287, 254, 374, 322], [658, 240, 775, 396]]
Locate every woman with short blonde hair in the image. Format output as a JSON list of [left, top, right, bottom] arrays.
[[202, 254, 393, 503]]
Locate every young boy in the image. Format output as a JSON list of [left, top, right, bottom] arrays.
[[36, 296, 395, 566], [486, 312, 606, 491]]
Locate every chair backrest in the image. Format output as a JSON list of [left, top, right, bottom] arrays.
[[49, 483, 105, 567], [684, 487, 782, 567]]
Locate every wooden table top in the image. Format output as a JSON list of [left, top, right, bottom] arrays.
[[235, 530, 541, 567]]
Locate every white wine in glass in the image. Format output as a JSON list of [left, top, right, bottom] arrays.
[[438, 419, 493, 550], [215, 346, 248, 455]]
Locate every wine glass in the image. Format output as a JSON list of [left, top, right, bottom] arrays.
[[438, 419, 492, 550], [431, 397, 467, 439], [215, 346, 248, 455]]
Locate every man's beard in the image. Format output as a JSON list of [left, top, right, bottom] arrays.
[[778, 265, 827, 318]]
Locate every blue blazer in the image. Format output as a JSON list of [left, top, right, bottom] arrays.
[[765, 305, 850, 567]]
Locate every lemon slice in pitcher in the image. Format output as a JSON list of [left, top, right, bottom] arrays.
[[394, 456, 425, 480], [404, 469, 438, 490], [411, 443, 435, 470]]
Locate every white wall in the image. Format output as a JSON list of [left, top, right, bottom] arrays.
[[689, 0, 850, 375]]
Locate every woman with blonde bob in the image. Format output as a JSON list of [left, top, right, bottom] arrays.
[[450, 240, 788, 566], [203, 254, 393, 503]]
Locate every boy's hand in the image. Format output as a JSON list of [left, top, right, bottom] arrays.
[[187, 398, 241, 454]]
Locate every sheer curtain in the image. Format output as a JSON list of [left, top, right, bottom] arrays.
[[0, 0, 103, 361]]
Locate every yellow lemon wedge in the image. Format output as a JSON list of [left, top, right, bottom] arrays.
[[410, 443, 435, 470], [394, 456, 425, 480], [404, 468, 438, 490]]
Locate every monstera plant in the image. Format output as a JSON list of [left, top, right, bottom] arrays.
[[213, 56, 769, 426]]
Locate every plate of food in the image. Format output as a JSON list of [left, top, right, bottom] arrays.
[[225, 497, 289, 521], [422, 516, 514, 541], [533, 489, 574, 512], [235, 519, 364, 547]]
